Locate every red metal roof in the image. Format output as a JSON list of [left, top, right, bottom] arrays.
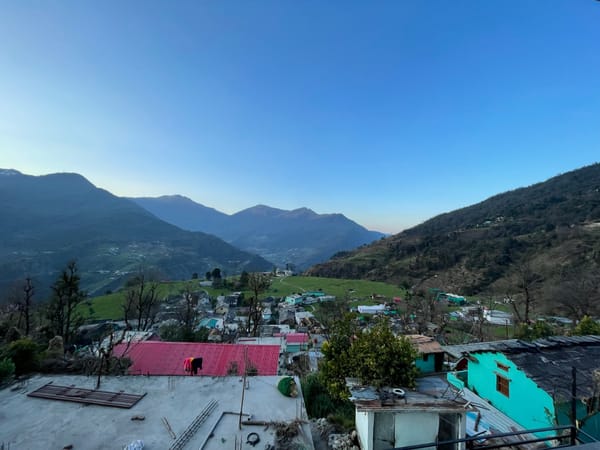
[[113, 341, 280, 376]]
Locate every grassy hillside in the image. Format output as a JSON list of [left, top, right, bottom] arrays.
[[82, 276, 405, 320]]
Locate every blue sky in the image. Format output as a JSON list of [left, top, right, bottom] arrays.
[[1, 1, 599, 234]]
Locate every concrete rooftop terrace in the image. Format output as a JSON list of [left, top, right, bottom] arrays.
[[0, 374, 312, 450]]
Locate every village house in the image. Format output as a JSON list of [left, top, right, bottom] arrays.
[[275, 332, 310, 353], [262, 306, 273, 321], [284, 294, 304, 306], [295, 310, 315, 326], [279, 306, 297, 326], [443, 335, 600, 442], [347, 376, 468, 450], [406, 334, 445, 374]]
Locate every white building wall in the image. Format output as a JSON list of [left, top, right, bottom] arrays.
[[355, 411, 374, 450], [356, 409, 465, 450], [394, 412, 439, 450]]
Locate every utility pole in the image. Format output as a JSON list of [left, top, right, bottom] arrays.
[[238, 347, 249, 430], [571, 366, 577, 446]]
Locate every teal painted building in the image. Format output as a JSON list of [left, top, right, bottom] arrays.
[[462, 351, 556, 436], [408, 335, 444, 374], [284, 294, 304, 305], [444, 336, 600, 442]]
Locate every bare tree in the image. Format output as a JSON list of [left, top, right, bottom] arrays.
[[123, 273, 160, 331], [246, 273, 270, 336], [498, 263, 543, 325], [20, 277, 34, 336], [547, 273, 600, 321], [95, 325, 124, 388], [403, 288, 440, 334], [177, 284, 199, 338], [86, 324, 136, 389], [517, 263, 542, 324]]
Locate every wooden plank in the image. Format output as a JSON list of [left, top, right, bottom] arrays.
[[28, 383, 146, 409]]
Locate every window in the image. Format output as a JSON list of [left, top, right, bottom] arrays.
[[423, 354, 429, 361], [496, 362, 509, 371], [496, 374, 510, 397]]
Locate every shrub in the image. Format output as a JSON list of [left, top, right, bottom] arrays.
[[573, 316, 600, 335], [515, 321, 555, 340], [2, 338, 40, 375], [0, 357, 16, 382], [301, 372, 354, 428]]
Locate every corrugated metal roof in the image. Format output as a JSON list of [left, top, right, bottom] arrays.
[[443, 336, 600, 359], [28, 383, 146, 408], [406, 334, 444, 354], [113, 341, 280, 376], [460, 385, 537, 441], [443, 336, 600, 400], [347, 375, 468, 411], [442, 339, 522, 359]]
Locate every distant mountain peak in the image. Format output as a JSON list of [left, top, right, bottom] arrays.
[[236, 205, 320, 218], [131, 198, 384, 269], [290, 207, 315, 214], [156, 194, 194, 203], [0, 169, 22, 176], [236, 205, 286, 216], [285, 207, 318, 218]]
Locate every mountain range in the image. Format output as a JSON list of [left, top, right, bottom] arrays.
[[0, 170, 271, 297], [307, 163, 600, 317], [130, 196, 385, 269], [0, 169, 383, 298]]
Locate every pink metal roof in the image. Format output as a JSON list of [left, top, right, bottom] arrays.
[[113, 341, 280, 376], [274, 332, 309, 344]]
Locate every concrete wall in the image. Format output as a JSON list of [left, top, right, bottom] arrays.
[[467, 352, 556, 436], [394, 412, 439, 450], [356, 409, 465, 450], [355, 410, 374, 450]]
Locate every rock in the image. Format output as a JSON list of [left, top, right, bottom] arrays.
[[47, 336, 64, 359]]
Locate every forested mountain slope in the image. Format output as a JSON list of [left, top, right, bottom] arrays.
[[0, 170, 271, 297], [307, 164, 600, 317], [131, 197, 385, 269]]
